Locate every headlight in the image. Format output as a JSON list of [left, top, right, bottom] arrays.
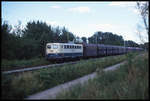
[[50, 50, 53, 52]]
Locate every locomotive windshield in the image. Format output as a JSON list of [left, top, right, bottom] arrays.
[[53, 44, 58, 49], [47, 44, 58, 49], [47, 45, 51, 49]]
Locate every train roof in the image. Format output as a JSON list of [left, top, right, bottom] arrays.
[[46, 43, 82, 46], [47, 43, 142, 49]]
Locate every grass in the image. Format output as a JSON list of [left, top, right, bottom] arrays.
[[56, 52, 148, 99], [1, 52, 140, 99], [1, 58, 50, 71]]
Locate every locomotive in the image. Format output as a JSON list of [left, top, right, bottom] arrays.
[[45, 43, 143, 60]]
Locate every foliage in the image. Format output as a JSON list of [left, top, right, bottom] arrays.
[[88, 31, 139, 47], [136, 2, 149, 44], [56, 52, 148, 99], [88, 31, 124, 45], [1, 58, 50, 71], [1, 22, 18, 59], [1, 20, 140, 61], [2, 54, 127, 99], [22, 21, 74, 57], [81, 37, 87, 43], [126, 52, 134, 67], [1, 20, 76, 60], [124, 40, 139, 47], [136, 2, 149, 35]]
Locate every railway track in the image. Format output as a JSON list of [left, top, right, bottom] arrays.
[[2, 61, 78, 75], [2, 55, 123, 75]]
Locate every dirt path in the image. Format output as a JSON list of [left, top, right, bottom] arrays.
[[26, 61, 126, 99]]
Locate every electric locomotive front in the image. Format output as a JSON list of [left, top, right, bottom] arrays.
[[46, 43, 83, 60]]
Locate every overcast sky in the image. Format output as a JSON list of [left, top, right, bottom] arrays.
[[2, 1, 148, 44]]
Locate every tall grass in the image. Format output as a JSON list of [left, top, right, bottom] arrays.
[[1, 53, 138, 99], [56, 52, 148, 99]]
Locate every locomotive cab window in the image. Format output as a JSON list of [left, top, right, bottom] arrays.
[[47, 45, 51, 49], [53, 44, 58, 49]]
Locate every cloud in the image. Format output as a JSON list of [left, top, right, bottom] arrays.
[[46, 21, 59, 26], [109, 2, 136, 7], [46, 21, 67, 28], [95, 24, 116, 29], [88, 23, 118, 32], [131, 9, 140, 14], [51, 5, 61, 9], [109, 2, 142, 15], [68, 6, 91, 13]]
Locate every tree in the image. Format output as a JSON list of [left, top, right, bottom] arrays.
[[60, 27, 75, 43], [74, 36, 83, 44], [144, 42, 149, 50], [1, 20, 78, 60], [136, 1, 149, 43], [125, 40, 139, 47], [1, 21, 22, 59], [88, 31, 124, 46], [139, 42, 149, 51], [53, 26, 61, 42], [13, 20, 23, 37], [81, 37, 87, 43], [2, 22, 11, 59], [22, 20, 55, 57]]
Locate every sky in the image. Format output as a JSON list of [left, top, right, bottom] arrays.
[[1, 1, 148, 44]]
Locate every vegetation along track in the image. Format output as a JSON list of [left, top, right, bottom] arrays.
[[2, 55, 122, 75], [2, 54, 128, 99], [26, 61, 126, 99], [2, 61, 78, 75]]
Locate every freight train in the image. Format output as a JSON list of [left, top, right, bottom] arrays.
[[45, 43, 143, 60]]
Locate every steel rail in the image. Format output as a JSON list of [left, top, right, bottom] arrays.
[[2, 61, 77, 75]]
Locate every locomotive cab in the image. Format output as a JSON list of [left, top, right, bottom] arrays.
[[46, 43, 83, 60], [46, 43, 60, 60]]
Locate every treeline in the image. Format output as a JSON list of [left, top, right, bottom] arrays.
[[2, 20, 75, 60], [1, 20, 143, 60], [88, 31, 139, 47]]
